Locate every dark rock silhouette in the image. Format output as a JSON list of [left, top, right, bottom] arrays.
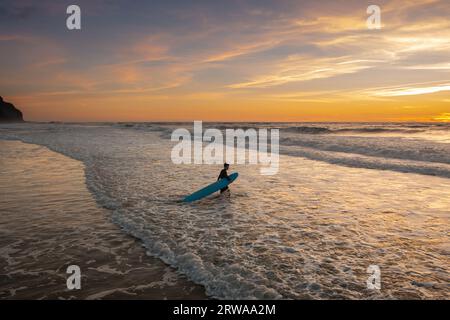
[[0, 96, 24, 122]]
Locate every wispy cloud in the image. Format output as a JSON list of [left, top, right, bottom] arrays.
[[229, 56, 374, 88], [402, 63, 450, 70], [203, 39, 280, 63], [372, 83, 450, 97]]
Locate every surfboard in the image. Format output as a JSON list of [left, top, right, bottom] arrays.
[[183, 172, 239, 202]]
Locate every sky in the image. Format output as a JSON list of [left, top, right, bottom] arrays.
[[0, 0, 449, 122]]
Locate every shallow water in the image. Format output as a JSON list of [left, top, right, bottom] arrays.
[[0, 123, 449, 299], [0, 140, 205, 299]]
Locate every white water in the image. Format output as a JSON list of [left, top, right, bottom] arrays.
[[116, 122, 450, 178], [0, 140, 205, 299], [1, 122, 449, 299]]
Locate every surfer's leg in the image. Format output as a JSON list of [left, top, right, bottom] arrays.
[[220, 187, 230, 198], [220, 186, 229, 194]]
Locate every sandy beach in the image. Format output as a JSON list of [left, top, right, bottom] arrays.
[[0, 139, 205, 299]]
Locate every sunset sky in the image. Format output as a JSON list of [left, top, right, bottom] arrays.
[[0, 0, 449, 122]]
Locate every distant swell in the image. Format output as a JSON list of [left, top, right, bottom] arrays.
[[284, 126, 425, 134], [284, 126, 332, 134], [280, 145, 450, 179], [113, 122, 450, 178], [336, 127, 424, 134]]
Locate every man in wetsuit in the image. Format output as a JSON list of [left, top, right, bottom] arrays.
[[217, 163, 231, 194]]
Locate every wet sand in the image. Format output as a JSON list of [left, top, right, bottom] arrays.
[[0, 140, 206, 299]]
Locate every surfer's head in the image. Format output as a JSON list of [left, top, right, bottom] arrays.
[[224, 163, 229, 169]]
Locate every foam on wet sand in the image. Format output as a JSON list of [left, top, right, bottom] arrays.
[[0, 140, 205, 299]]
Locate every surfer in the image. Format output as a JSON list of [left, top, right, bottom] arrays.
[[183, 164, 237, 202], [217, 163, 231, 194]]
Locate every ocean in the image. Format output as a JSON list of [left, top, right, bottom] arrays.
[[0, 122, 449, 299]]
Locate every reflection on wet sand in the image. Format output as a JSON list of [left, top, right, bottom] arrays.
[[0, 140, 205, 299]]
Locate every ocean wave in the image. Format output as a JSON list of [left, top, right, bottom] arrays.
[[284, 126, 430, 134], [284, 126, 333, 134], [280, 144, 450, 178], [112, 122, 450, 136], [110, 122, 450, 177], [335, 127, 424, 134], [279, 135, 450, 166]]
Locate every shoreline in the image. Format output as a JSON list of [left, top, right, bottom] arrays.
[[0, 140, 207, 299], [1, 123, 449, 299]]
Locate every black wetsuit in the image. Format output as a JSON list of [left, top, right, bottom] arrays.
[[217, 169, 231, 193]]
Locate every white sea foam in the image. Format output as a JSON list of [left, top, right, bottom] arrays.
[[113, 122, 450, 177], [1, 123, 449, 299]]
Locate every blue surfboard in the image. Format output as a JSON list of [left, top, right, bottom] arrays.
[[183, 172, 239, 202]]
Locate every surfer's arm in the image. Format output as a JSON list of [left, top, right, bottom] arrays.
[[218, 169, 231, 181]]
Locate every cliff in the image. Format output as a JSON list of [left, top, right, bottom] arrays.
[[0, 96, 24, 122]]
